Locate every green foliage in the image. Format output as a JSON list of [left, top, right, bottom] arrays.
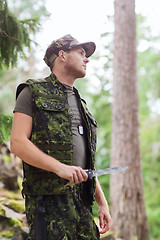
[[0, 0, 41, 69], [0, 230, 13, 238], [0, 205, 5, 215], [9, 217, 22, 228], [8, 199, 25, 213], [3, 154, 10, 164], [0, 113, 13, 144], [0, 0, 50, 115]]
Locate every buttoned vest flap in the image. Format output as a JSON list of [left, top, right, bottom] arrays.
[[35, 97, 66, 112], [81, 99, 97, 127], [81, 102, 97, 153], [86, 112, 97, 127]]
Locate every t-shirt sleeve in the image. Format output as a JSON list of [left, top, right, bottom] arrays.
[[13, 86, 33, 117]]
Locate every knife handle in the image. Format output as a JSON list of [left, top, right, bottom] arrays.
[[86, 169, 94, 179]]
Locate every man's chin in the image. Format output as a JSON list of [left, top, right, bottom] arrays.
[[74, 70, 86, 79], [79, 71, 86, 78]]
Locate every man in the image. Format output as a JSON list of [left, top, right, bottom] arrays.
[[11, 34, 111, 240]]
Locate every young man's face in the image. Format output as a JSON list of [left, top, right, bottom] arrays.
[[64, 46, 89, 78]]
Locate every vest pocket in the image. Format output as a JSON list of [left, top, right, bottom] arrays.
[[86, 111, 97, 127], [32, 96, 72, 143], [86, 112, 97, 152], [35, 97, 66, 112]]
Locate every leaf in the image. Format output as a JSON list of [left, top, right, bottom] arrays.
[[0, 114, 13, 144]]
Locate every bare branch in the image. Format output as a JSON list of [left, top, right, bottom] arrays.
[[0, 28, 19, 42]]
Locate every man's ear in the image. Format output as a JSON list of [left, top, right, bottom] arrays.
[[58, 50, 66, 62]]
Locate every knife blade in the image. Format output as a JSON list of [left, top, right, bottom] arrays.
[[87, 166, 128, 179]]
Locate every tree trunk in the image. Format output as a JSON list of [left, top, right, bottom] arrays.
[[110, 0, 150, 239]]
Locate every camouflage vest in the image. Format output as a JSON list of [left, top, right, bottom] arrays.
[[16, 74, 97, 203]]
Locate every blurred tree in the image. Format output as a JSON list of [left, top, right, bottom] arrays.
[[110, 0, 150, 239]]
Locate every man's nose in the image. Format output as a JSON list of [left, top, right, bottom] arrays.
[[84, 57, 89, 63]]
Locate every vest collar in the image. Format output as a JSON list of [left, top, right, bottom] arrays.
[[48, 73, 82, 101]]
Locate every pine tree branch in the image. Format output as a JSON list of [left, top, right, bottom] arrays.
[[0, 28, 19, 42]]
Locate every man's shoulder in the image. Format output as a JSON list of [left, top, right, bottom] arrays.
[[16, 76, 49, 99], [26, 76, 48, 85]]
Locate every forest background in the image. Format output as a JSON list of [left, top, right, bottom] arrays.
[[0, 0, 160, 239]]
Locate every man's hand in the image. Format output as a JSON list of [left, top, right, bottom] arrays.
[[56, 163, 88, 184], [95, 178, 112, 234], [98, 205, 112, 234]]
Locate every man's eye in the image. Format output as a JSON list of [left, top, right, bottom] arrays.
[[79, 50, 86, 57]]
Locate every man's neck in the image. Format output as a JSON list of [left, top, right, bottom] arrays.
[[52, 70, 75, 87]]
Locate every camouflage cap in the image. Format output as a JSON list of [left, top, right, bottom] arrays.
[[43, 34, 96, 69]]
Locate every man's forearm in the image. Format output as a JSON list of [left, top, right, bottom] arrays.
[[95, 178, 109, 210], [11, 134, 61, 173]]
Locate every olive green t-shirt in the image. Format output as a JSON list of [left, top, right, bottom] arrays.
[[14, 86, 86, 168]]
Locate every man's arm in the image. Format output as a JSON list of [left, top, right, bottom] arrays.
[[10, 112, 88, 185], [95, 178, 112, 234]]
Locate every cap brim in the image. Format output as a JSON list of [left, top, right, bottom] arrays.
[[70, 42, 96, 58]]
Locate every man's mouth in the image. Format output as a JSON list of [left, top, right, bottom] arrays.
[[83, 65, 87, 70]]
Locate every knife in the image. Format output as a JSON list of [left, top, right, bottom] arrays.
[[87, 166, 128, 179]]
